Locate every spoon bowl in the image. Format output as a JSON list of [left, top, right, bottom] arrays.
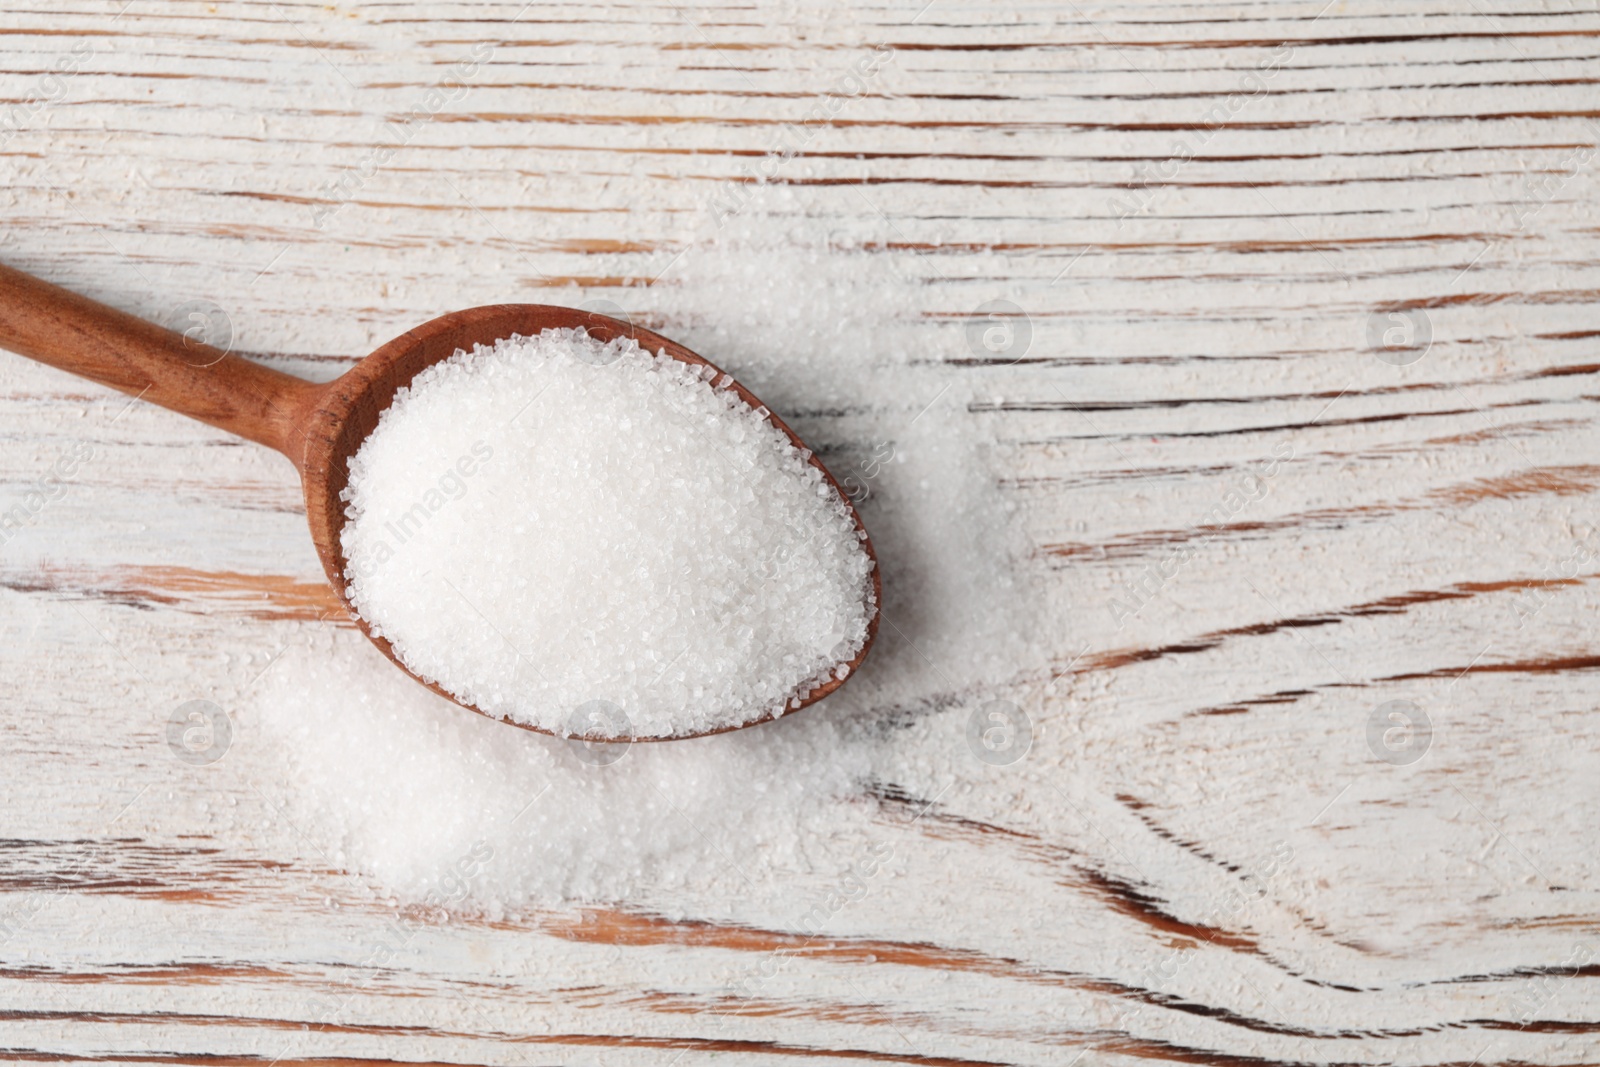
[[0, 264, 880, 742]]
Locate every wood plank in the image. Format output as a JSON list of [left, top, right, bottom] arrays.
[[3, 1, 1600, 1064]]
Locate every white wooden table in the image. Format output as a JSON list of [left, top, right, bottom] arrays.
[[4, 1, 1600, 1063]]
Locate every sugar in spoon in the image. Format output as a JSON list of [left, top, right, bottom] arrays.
[[0, 262, 880, 742]]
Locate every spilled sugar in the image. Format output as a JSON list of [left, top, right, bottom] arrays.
[[339, 329, 876, 739], [244, 187, 1048, 911], [252, 628, 878, 907]]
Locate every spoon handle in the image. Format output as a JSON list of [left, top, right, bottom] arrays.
[[0, 262, 320, 457]]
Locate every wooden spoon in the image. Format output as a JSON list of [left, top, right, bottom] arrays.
[[0, 262, 881, 742]]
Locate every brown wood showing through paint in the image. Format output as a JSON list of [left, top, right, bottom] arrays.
[[5, 1, 1600, 1064]]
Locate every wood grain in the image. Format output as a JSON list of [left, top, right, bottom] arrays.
[[2, 1, 1600, 1065]]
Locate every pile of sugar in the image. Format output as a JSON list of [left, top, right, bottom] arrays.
[[248, 629, 878, 907], [339, 329, 876, 739]]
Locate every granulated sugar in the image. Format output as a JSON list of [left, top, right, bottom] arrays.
[[339, 329, 876, 739], [242, 188, 1049, 911]]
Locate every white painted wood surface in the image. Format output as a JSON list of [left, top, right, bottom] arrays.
[[4, 1, 1600, 1063]]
